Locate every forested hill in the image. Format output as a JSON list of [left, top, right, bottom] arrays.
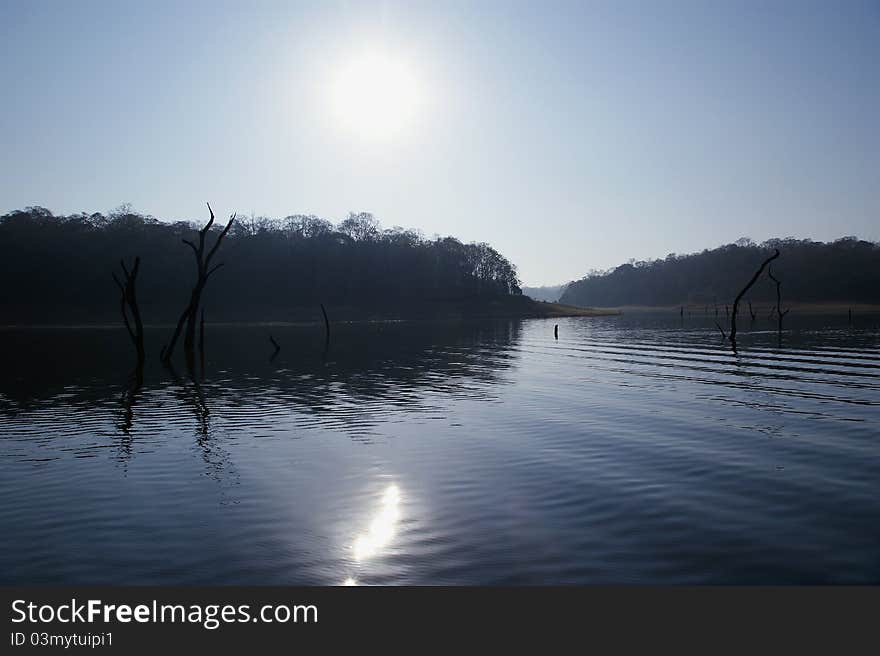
[[560, 238, 880, 308], [0, 206, 522, 323]]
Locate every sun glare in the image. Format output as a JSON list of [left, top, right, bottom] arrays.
[[352, 484, 401, 562], [331, 51, 422, 140]]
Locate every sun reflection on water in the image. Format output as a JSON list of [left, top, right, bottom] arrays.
[[342, 483, 401, 585]]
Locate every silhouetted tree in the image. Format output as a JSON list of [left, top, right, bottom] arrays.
[[161, 204, 235, 364], [111, 256, 145, 366], [338, 212, 380, 241]]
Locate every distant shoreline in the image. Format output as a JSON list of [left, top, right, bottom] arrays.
[[590, 302, 880, 314], [0, 298, 618, 328]]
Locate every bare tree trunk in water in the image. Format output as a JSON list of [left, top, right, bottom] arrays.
[[112, 256, 145, 366], [768, 265, 789, 347], [729, 248, 780, 349], [161, 203, 235, 364], [748, 301, 756, 321]]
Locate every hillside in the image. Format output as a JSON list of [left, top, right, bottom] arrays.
[[0, 206, 524, 324], [561, 238, 880, 308]]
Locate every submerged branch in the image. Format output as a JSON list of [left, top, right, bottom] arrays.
[[768, 266, 790, 345], [113, 256, 144, 365], [729, 248, 780, 347]]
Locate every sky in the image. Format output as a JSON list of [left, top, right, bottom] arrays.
[[1, 0, 878, 286]]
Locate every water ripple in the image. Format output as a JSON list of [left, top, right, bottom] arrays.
[[1, 316, 878, 584]]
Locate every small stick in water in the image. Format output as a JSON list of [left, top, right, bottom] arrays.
[[554, 324, 558, 340], [320, 303, 331, 347], [199, 308, 206, 376], [269, 334, 281, 353]]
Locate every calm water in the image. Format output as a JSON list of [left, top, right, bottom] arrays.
[[1, 313, 878, 584]]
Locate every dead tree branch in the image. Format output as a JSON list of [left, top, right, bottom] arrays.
[[112, 256, 145, 365], [161, 203, 235, 364], [768, 265, 790, 344], [729, 248, 780, 347]]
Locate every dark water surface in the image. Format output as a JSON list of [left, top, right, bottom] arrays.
[[1, 313, 878, 584]]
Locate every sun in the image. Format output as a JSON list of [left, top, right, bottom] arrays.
[[330, 50, 422, 140]]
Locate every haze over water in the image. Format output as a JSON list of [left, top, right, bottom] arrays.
[[1, 313, 877, 584]]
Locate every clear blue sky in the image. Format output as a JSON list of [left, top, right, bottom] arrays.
[[2, 0, 878, 285]]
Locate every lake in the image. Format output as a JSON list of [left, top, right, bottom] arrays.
[[1, 312, 878, 584]]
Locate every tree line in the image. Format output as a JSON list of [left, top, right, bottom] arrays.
[[560, 237, 880, 308], [0, 206, 522, 323]]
